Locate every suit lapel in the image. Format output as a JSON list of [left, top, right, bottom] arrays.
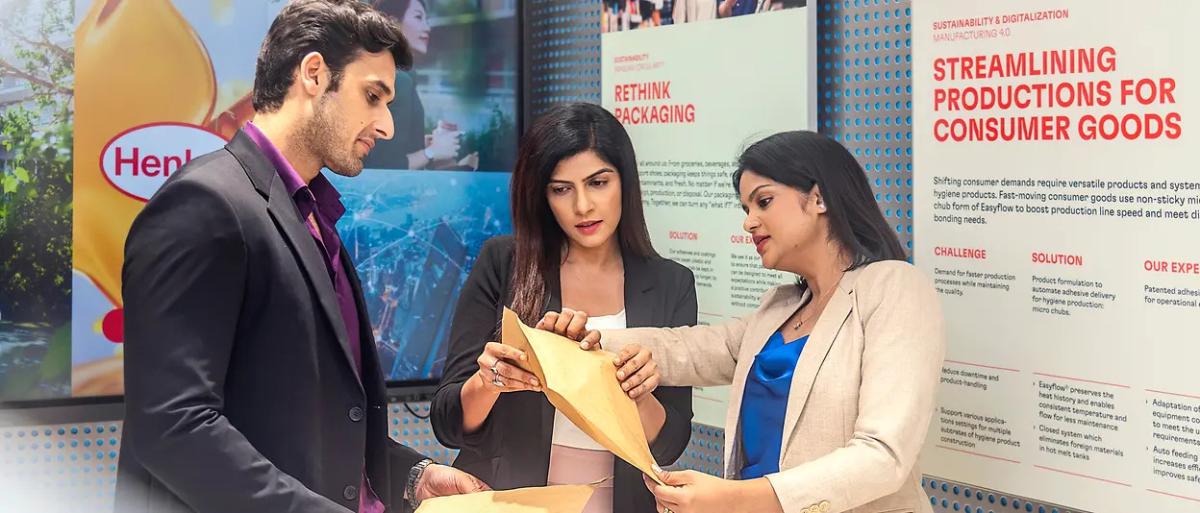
[[538, 271, 563, 460], [342, 246, 376, 386], [622, 253, 655, 329], [226, 131, 360, 383], [267, 175, 361, 382], [779, 270, 862, 450]]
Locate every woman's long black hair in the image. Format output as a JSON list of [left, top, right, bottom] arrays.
[[732, 130, 906, 271], [509, 103, 657, 323]]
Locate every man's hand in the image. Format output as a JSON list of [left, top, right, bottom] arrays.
[[415, 464, 490, 502]]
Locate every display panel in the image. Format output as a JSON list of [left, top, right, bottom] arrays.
[[0, 0, 519, 402], [913, 2, 1200, 511]]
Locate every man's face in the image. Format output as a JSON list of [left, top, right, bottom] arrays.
[[304, 50, 396, 177]]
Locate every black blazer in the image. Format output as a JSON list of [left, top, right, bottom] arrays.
[[115, 131, 425, 513], [430, 236, 697, 513]]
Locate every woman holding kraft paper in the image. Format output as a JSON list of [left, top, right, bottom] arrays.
[[430, 102, 696, 513], [541, 131, 945, 513]]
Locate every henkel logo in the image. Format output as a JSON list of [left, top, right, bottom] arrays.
[[100, 122, 226, 201]]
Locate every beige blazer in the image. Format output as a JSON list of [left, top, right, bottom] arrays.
[[673, 0, 717, 23], [602, 260, 944, 513]]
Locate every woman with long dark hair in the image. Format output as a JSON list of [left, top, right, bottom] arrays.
[[542, 131, 944, 513], [430, 103, 696, 513]]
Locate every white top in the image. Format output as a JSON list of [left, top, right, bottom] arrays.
[[550, 310, 628, 450]]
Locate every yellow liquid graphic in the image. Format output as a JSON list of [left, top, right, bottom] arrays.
[[73, 0, 217, 394]]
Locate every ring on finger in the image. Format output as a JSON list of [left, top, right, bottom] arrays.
[[490, 363, 504, 387]]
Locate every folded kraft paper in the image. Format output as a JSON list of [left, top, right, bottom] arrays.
[[414, 484, 596, 513], [501, 307, 664, 485]]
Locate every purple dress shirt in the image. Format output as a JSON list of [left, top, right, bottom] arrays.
[[244, 122, 384, 513]]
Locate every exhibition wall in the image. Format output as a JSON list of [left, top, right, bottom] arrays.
[[5, 2, 1195, 513]]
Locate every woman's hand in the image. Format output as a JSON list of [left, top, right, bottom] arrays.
[[536, 309, 602, 350], [474, 342, 541, 395], [460, 342, 541, 434], [537, 309, 657, 401], [614, 344, 659, 401], [643, 469, 783, 513]]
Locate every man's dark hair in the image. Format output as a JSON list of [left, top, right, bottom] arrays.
[[252, 0, 413, 113]]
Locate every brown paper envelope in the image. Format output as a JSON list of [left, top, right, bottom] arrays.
[[414, 484, 595, 513], [501, 308, 665, 485]]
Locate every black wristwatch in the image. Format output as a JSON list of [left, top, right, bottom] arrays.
[[404, 458, 435, 511]]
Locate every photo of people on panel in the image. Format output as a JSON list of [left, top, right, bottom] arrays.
[[365, 0, 518, 172], [602, 0, 806, 32]]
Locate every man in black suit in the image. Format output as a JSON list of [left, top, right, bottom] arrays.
[[115, 1, 487, 511]]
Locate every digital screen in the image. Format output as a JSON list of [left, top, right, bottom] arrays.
[[0, 0, 518, 402]]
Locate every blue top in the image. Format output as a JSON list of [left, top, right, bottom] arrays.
[[739, 331, 808, 480], [730, 0, 759, 16]]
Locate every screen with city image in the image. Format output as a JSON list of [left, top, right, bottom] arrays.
[[0, 0, 519, 402]]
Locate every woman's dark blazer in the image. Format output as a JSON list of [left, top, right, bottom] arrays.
[[431, 235, 697, 513]]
